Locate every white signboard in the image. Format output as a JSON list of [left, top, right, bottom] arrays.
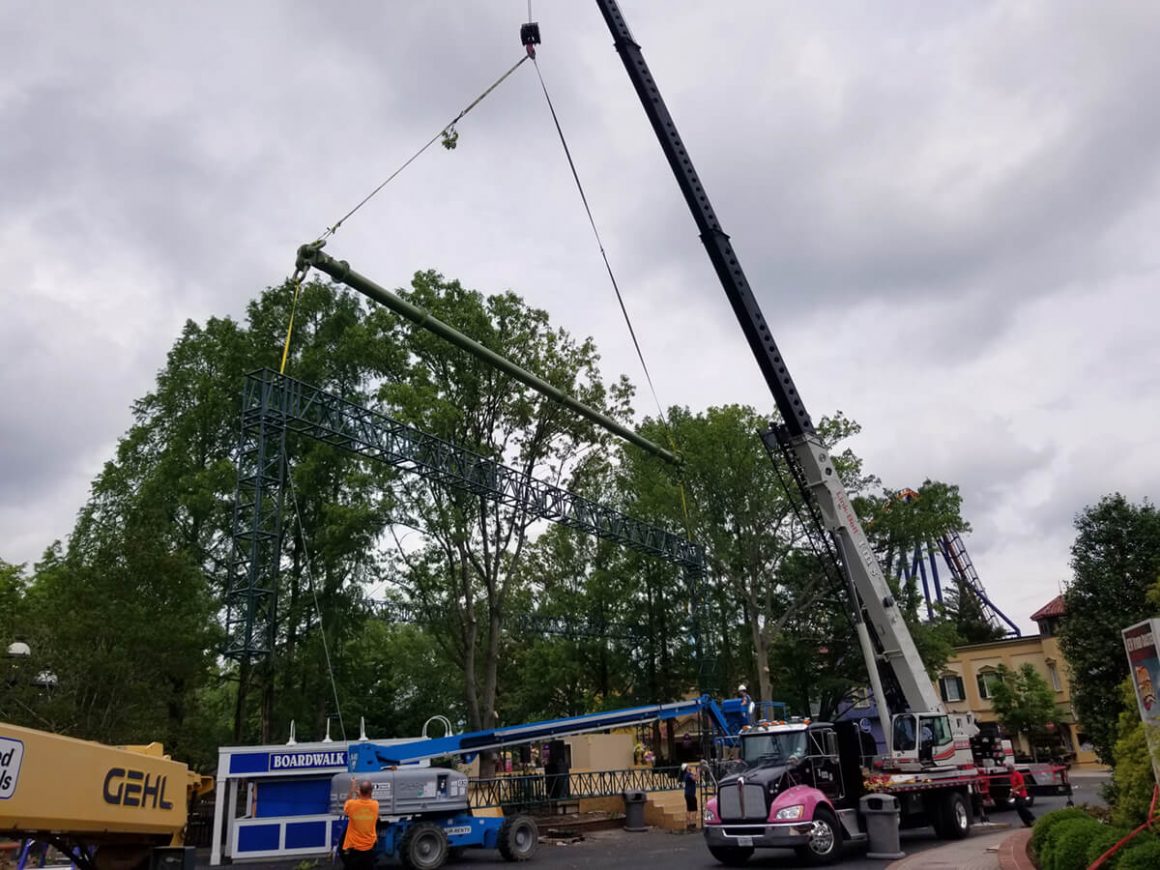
[[0, 737, 24, 799]]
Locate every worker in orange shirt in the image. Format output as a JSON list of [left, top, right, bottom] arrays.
[[342, 778, 380, 870], [1006, 763, 1035, 828]]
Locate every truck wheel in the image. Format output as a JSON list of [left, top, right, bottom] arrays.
[[939, 792, 971, 841], [400, 822, 449, 870], [794, 806, 842, 866], [707, 845, 754, 866], [498, 815, 538, 862]]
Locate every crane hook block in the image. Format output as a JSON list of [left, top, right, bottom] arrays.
[[521, 22, 541, 53]]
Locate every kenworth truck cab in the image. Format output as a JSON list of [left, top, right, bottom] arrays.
[[703, 719, 979, 866]]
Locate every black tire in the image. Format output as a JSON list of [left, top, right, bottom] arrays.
[[707, 845, 754, 866], [794, 806, 842, 866], [498, 815, 538, 862], [399, 822, 449, 870], [939, 792, 971, 841]]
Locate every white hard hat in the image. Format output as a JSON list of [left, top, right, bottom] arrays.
[[738, 684, 747, 692]]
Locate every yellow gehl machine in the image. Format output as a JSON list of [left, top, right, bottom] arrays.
[[1, 723, 211, 870]]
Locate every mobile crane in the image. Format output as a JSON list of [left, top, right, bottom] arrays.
[[593, 1, 991, 863]]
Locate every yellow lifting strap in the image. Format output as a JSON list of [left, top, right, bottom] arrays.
[[279, 273, 306, 375]]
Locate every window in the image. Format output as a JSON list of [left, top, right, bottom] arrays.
[[939, 675, 965, 703], [853, 688, 872, 709], [1048, 663, 1063, 692], [977, 669, 1003, 700]]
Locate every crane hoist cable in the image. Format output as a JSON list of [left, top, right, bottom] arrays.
[[287, 466, 347, 741], [278, 52, 533, 375], [530, 54, 694, 533]]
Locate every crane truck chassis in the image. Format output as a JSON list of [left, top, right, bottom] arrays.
[[702, 719, 980, 865]]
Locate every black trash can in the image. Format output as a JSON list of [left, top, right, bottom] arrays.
[[623, 789, 647, 832]]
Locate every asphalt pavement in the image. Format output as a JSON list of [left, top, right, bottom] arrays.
[[451, 777, 1108, 869], [199, 773, 1109, 870]]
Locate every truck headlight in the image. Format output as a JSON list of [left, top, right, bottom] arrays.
[[775, 805, 805, 820]]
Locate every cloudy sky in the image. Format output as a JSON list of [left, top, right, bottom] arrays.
[[3, 1, 1158, 633]]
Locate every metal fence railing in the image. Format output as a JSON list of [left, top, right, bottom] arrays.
[[469, 766, 683, 811]]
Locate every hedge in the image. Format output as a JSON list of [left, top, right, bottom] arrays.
[[1030, 807, 1093, 858], [1084, 825, 1133, 868], [1045, 817, 1105, 870], [1116, 838, 1160, 870]]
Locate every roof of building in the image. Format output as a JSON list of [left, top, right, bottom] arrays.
[[1030, 594, 1066, 622]]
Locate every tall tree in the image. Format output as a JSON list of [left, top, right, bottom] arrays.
[[620, 406, 879, 704], [1059, 494, 1160, 763], [378, 270, 633, 770], [989, 663, 1062, 761]]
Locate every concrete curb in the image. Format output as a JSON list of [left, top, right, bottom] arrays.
[[997, 829, 1035, 870]]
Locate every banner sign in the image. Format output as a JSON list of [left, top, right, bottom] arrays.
[[1122, 618, 1160, 781]]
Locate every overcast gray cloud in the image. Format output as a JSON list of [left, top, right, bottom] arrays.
[[2, 1, 1158, 633]]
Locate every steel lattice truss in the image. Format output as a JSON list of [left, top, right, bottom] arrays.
[[224, 369, 706, 660]]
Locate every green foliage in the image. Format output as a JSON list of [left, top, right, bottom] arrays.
[[988, 663, 1064, 759], [4, 263, 985, 765], [619, 405, 881, 711], [1118, 836, 1160, 870], [1030, 807, 1095, 858], [1041, 816, 1105, 870], [1060, 494, 1160, 763], [1110, 679, 1158, 829], [941, 584, 1007, 644], [1085, 826, 1132, 868], [859, 480, 976, 675]]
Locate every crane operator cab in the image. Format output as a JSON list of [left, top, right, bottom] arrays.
[[890, 712, 975, 770]]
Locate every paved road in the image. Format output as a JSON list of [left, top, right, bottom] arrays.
[[201, 774, 1107, 870], [452, 777, 1108, 870]]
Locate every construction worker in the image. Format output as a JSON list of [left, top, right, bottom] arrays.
[[1007, 763, 1035, 828], [342, 778, 380, 870], [738, 684, 753, 722], [680, 763, 699, 831]]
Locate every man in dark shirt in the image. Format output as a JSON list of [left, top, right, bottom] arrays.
[[681, 764, 699, 832]]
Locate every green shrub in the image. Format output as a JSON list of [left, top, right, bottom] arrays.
[[1084, 826, 1132, 869], [1041, 817, 1103, 870], [1116, 837, 1160, 870], [1030, 807, 1096, 859]]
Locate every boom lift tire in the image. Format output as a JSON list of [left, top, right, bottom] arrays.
[[498, 815, 539, 861], [400, 822, 449, 870], [794, 806, 842, 866], [939, 792, 971, 840], [707, 845, 754, 866]]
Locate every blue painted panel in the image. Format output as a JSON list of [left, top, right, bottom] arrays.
[[285, 820, 328, 849], [229, 753, 270, 775], [237, 824, 281, 853], [256, 778, 331, 817]]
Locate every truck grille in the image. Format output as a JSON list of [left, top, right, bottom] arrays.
[[718, 782, 767, 821]]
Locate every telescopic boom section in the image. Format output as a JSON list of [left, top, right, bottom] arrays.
[[296, 242, 679, 466], [595, 0, 944, 726]]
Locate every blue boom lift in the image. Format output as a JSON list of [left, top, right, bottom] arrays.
[[331, 696, 737, 869]]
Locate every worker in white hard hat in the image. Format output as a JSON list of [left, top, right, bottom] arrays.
[[737, 684, 754, 723]]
